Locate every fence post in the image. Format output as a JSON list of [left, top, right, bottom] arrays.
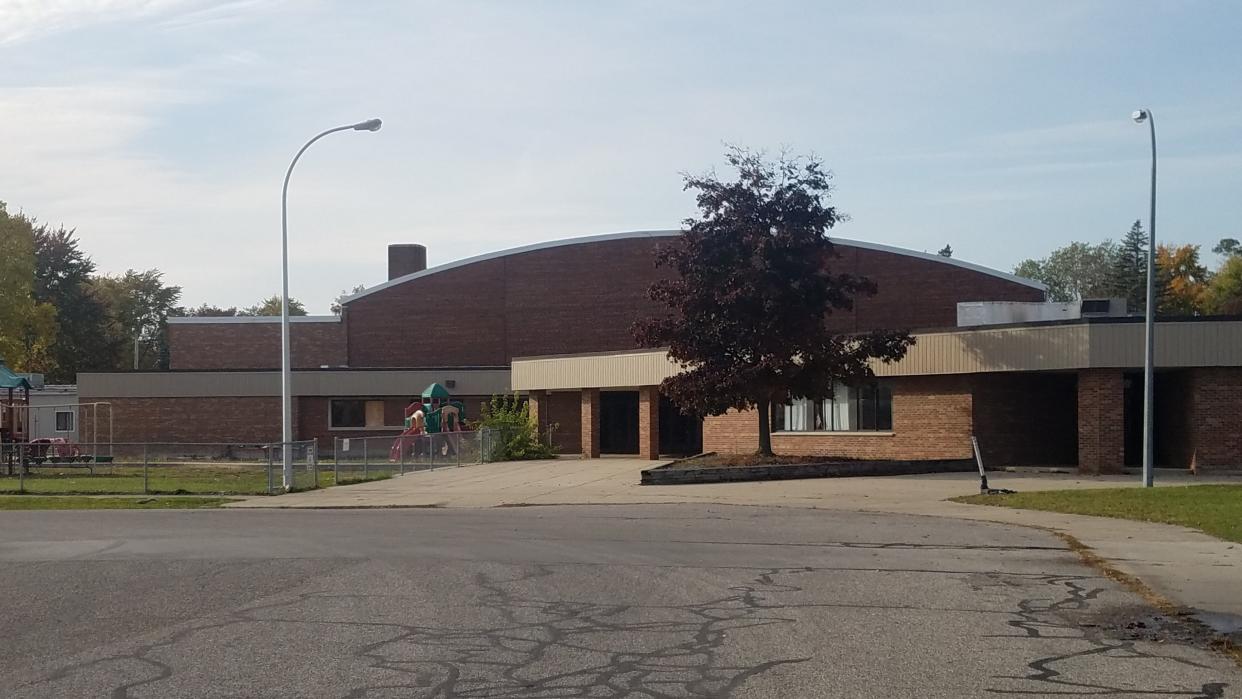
[[313, 441, 320, 488], [399, 436, 406, 476], [363, 438, 369, 480], [267, 445, 274, 494], [142, 443, 149, 495], [18, 444, 25, 494], [333, 438, 340, 485]]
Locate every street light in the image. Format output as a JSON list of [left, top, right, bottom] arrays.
[[280, 118, 382, 490], [1132, 108, 1155, 488]]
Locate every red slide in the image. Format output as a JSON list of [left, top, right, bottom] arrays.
[[389, 427, 422, 462]]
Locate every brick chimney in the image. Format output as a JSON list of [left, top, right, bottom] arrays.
[[388, 244, 427, 280]]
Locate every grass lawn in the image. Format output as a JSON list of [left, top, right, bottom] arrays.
[[0, 466, 391, 496], [954, 484, 1242, 544], [0, 496, 235, 510]]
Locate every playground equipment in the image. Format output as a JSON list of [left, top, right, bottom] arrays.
[[0, 358, 115, 474], [0, 358, 32, 474], [389, 383, 467, 462]]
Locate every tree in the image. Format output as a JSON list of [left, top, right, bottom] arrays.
[[633, 148, 914, 456], [1111, 220, 1150, 312], [1213, 238, 1240, 258], [1205, 256, 1242, 315], [0, 203, 58, 373], [479, 393, 556, 460], [937, 244, 953, 258], [241, 295, 307, 316], [179, 304, 239, 317], [1013, 241, 1120, 302], [32, 223, 118, 382], [90, 270, 183, 370], [331, 285, 367, 315], [1156, 244, 1209, 315]]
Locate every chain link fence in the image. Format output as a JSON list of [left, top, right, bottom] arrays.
[[333, 430, 497, 484], [0, 441, 319, 495]]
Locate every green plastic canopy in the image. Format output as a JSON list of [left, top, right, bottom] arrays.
[[421, 382, 451, 400], [0, 357, 33, 391]]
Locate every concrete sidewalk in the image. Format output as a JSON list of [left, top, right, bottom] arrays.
[[229, 459, 1242, 637]]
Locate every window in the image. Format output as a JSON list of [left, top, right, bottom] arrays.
[[55, 410, 74, 432], [776, 382, 892, 432], [330, 399, 388, 429]]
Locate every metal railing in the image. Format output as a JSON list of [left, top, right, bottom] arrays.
[[1, 440, 319, 495]]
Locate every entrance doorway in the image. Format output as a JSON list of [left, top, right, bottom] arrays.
[[659, 395, 702, 456], [600, 391, 639, 454]]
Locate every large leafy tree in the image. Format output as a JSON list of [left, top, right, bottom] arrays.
[[241, 295, 307, 316], [1155, 244, 1210, 315], [91, 270, 183, 370], [0, 203, 58, 372], [1206, 256, 1242, 314], [177, 304, 239, 317], [1213, 238, 1240, 258], [1013, 240, 1120, 302], [32, 223, 119, 382], [633, 148, 914, 456]]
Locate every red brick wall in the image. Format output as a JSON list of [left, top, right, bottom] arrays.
[[703, 376, 974, 459], [1077, 369, 1125, 474], [87, 397, 283, 444], [1188, 367, 1242, 470], [169, 322, 346, 370], [342, 237, 1044, 368], [531, 391, 581, 455], [638, 386, 659, 459], [297, 395, 490, 450], [971, 372, 1077, 466], [581, 388, 601, 458]]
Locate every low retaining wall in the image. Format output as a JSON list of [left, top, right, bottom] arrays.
[[640, 458, 976, 485]]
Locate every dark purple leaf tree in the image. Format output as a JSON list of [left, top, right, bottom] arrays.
[[634, 147, 915, 456]]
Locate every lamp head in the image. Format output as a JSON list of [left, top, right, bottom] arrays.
[[353, 118, 382, 132], [1131, 109, 1149, 124]]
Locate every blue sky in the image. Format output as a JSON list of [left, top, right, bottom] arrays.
[[2, 1, 1240, 313]]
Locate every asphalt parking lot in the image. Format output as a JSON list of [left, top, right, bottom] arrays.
[[0, 505, 1237, 698]]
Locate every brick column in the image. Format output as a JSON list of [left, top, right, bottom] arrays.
[[638, 386, 660, 460], [580, 389, 601, 459], [1077, 369, 1125, 474]]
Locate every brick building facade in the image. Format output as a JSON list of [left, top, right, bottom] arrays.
[[78, 230, 1242, 472]]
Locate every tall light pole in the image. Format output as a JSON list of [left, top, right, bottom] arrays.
[[280, 118, 382, 490], [1132, 108, 1155, 488]]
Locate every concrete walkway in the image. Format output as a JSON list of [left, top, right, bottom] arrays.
[[229, 458, 1242, 637]]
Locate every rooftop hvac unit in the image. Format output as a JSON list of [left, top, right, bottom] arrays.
[[1080, 298, 1128, 317], [18, 373, 45, 390]]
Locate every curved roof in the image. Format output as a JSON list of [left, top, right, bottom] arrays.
[[342, 229, 1045, 305]]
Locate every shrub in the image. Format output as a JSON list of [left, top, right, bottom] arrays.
[[479, 394, 557, 461]]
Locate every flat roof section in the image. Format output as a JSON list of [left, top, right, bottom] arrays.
[[79, 368, 512, 399], [167, 316, 342, 325], [511, 319, 1242, 390]]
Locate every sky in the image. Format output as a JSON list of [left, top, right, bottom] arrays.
[[2, 1, 1240, 314]]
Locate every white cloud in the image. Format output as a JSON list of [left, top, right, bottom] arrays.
[[0, 0, 270, 44]]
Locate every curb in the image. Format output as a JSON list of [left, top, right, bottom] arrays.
[[640, 458, 976, 485]]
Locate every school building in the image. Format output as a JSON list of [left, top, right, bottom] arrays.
[[78, 230, 1242, 473]]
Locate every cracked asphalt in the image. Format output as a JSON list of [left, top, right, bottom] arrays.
[[0, 505, 1238, 698]]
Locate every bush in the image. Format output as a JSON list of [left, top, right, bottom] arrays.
[[479, 394, 557, 461]]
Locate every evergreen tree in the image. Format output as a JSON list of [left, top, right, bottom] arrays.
[[32, 224, 119, 382], [1111, 220, 1150, 312]]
